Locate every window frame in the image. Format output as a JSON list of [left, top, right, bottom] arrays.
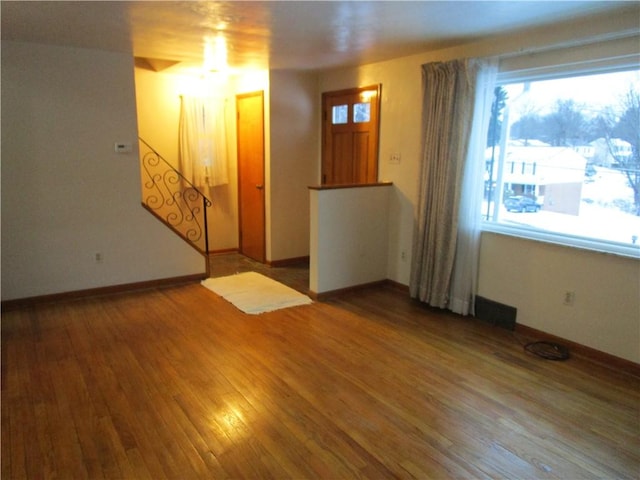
[[481, 50, 640, 259]]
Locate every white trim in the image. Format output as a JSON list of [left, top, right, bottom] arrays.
[[498, 34, 640, 83], [482, 222, 640, 259]]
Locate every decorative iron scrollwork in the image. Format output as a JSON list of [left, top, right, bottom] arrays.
[[139, 138, 211, 254]]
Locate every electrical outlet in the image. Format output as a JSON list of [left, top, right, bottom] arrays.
[[95, 252, 103, 264], [401, 250, 407, 261], [563, 290, 575, 306]]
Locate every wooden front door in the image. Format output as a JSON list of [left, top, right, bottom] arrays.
[[322, 85, 381, 185], [236, 91, 265, 263]]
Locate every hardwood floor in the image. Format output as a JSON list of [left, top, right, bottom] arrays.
[[2, 281, 639, 479], [207, 252, 310, 295]]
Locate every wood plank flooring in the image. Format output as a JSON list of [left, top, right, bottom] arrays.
[[2, 281, 639, 479]]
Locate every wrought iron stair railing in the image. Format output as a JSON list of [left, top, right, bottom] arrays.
[[139, 138, 211, 255]]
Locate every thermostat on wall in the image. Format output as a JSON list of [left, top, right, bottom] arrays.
[[114, 142, 133, 153]]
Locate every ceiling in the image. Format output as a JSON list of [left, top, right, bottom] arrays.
[[1, 1, 635, 73]]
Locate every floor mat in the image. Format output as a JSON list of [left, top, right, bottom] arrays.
[[201, 271, 313, 314]]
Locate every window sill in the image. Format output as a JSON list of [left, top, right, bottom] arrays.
[[308, 182, 393, 191], [482, 222, 640, 260]]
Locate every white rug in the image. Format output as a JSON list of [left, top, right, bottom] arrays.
[[201, 271, 312, 315]]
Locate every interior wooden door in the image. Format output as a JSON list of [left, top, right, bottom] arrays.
[[322, 85, 381, 185], [236, 91, 265, 263]]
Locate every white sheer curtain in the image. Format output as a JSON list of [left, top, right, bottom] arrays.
[[410, 58, 497, 315], [179, 95, 229, 188]]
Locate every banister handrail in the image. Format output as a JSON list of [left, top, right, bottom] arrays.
[[138, 137, 211, 255], [138, 137, 212, 206]]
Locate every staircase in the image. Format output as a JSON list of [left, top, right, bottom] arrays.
[[138, 138, 212, 263]]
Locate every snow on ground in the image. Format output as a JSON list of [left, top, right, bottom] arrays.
[[487, 166, 640, 246]]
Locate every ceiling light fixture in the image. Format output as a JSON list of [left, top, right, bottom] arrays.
[[204, 33, 228, 73]]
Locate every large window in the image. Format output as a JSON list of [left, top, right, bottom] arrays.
[[482, 66, 640, 257]]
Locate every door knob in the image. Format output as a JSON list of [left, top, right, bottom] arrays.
[[256, 184, 264, 189]]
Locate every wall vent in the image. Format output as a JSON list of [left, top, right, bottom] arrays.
[[475, 296, 517, 331]]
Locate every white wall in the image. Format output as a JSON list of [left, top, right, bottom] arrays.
[[269, 71, 320, 262], [310, 185, 391, 294], [1, 41, 205, 301], [318, 7, 640, 362], [134, 68, 182, 163], [479, 233, 639, 363]]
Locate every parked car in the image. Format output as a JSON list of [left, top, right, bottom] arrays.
[[504, 195, 541, 212]]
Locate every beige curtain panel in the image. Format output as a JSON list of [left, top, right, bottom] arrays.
[[410, 58, 497, 315]]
